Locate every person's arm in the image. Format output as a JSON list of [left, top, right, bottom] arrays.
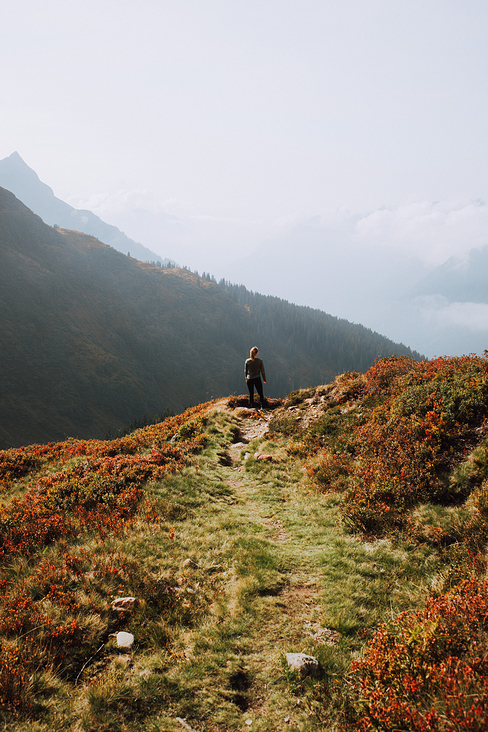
[[261, 361, 266, 383]]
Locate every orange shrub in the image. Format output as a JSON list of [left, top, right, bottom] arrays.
[[339, 355, 488, 534], [351, 572, 488, 731]]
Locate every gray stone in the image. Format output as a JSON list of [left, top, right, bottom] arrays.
[[285, 652, 321, 678], [111, 596, 137, 612]]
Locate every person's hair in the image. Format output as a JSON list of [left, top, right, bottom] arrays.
[[250, 346, 259, 358]]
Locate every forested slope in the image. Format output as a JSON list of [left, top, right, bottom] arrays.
[[219, 280, 414, 380], [0, 186, 421, 448]]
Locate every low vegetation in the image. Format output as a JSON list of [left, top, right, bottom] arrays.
[[1, 355, 488, 730]]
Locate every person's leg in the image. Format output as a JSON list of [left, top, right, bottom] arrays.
[[255, 378, 264, 409], [247, 379, 254, 408]]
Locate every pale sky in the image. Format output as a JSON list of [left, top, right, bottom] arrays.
[[3, 0, 488, 358], [2, 0, 488, 224]]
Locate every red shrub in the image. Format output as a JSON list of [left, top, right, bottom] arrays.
[[339, 355, 488, 534], [351, 574, 488, 731]]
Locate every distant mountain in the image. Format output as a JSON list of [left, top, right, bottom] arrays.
[[378, 245, 488, 357], [0, 152, 169, 264], [222, 216, 488, 359], [408, 247, 488, 303], [0, 187, 421, 448]]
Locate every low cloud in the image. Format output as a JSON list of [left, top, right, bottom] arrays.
[[65, 193, 488, 274], [67, 189, 176, 216], [354, 199, 488, 266], [414, 296, 488, 332]]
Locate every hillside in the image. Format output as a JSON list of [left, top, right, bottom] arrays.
[[0, 186, 421, 448], [0, 354, 487, 730], [0, 152, 167, 265]]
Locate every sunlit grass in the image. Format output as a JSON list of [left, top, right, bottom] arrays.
[[2, 361, 488, 730]]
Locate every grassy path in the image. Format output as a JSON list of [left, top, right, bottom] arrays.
[[164, 409, 337, 730], [3, 378, 483, 732], [145, 408, 434, 731]]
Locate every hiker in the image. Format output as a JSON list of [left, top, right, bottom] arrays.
[[245, 346, 266, 410]]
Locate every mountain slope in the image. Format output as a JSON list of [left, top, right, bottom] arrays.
[[0, 354, 487, 729], [0, 187, 421, 448], [0, 152, 166, 264]]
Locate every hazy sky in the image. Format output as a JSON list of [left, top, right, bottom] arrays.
[[2, 0, 488, 228]]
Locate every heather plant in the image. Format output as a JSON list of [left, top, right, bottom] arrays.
[[0, 401, 213, 494], [263, 357, 488, 728], [337, 355, 488, 535], [1, 361, 488, 730], [350, 570, 488, 731], [0, 402, 215, 717], [308, 451, 351, 493]]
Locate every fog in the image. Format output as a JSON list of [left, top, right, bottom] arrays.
[[2, 0, 488, 356]]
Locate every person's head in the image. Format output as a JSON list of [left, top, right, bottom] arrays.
[[250, 346, 259, 359]]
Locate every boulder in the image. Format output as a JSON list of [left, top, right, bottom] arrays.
[[254, 452, 274, 461]]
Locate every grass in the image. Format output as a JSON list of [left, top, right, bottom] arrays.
[[1, 374, 486, 731], [78, 415, 440, 732]]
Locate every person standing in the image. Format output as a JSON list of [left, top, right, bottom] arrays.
[[245, 346, 266, 410]]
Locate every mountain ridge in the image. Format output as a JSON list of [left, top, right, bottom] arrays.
[[4, 152, 488, 359], [0, 186, 421, 448], [407, 247, 488, 303], [0, 152, 168, 265]]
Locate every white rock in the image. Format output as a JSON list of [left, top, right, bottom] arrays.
[[115, 631, 134, 649]]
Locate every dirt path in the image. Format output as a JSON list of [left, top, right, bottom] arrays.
[[163, 405, 349, 729], [169, 404, 422, 730], [204, 410, 342, 726]]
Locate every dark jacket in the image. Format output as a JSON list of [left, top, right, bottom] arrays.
[[245, 357, 266, 381]]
